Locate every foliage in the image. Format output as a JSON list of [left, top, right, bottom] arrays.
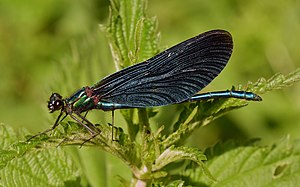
[[1, 0, 300, 186]]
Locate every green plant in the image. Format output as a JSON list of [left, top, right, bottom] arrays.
[[1, 0, 300, 186]]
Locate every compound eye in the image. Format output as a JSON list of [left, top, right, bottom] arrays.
[[48, 93, 64, 113], [55, 100, 61, 107]]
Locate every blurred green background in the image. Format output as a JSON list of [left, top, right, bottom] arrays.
[[1, 0, 300, 148]]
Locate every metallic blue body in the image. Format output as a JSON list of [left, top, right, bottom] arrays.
[[64, 87, 261, 113], [188, 90, 261, 102]]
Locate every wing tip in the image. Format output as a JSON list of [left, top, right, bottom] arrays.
[[200, 29, 233, 54], [198, 29, 233, 45], [202, 29, 232, 37]]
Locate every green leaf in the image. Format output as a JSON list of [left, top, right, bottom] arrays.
[[0, 123, 18, 149], [0, 148, 81, 187], [164, 180, 186, 187], [153, 145, 206, 171], [106, 0, 160, 69], [152, 145, 216, 182], [152, 180, 186, 187], [0, 124, 81, 187], [180, 137, 300, 186], [245, 68, 300, 94]]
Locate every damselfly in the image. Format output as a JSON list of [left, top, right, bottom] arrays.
[[29, 30, 262, 140]]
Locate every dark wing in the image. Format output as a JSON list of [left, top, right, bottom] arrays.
[[91, 30, 233, 107]]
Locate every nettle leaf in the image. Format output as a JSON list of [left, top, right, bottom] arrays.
[[248, 68, 300, 94], [0, 123, 18, 149], [164, 180, 186, 187], [153, 146, 206, 172], [106, 0, 160, 69], [152, 145, 216, 183], [0, 148, 81, 187], [180, 137, 300, 186], [153, 180, 186, 187], [0, 125, 81, 187]]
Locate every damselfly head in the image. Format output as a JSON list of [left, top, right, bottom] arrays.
[[48, 93, 64, 113]]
